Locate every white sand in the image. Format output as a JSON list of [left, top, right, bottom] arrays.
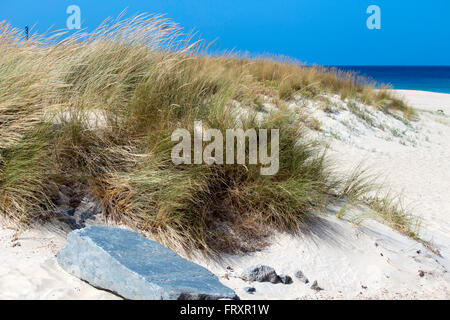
[[1, 90, 450, 299], [0, 222, 119, 299], [336, 90, 450, 259]]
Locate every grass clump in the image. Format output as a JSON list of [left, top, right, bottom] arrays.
[[364, 195, 419, 239], [0, 15, 417, 252], [373, 89, 417, 119], [347, 101, 376, 127], [337, 166, 420, 239], [244, 58, 415, 119]]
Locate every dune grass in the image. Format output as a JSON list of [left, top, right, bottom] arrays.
[[335, 165, 420, 240], [0, 16, 417, 252], [364, 195, 420, 239]]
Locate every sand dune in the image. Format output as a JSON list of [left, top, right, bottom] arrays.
[[1, 90, 449, 300], [195, 89, 450, 299]]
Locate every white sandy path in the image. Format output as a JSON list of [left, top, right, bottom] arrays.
[[1, 90, 449, 300]]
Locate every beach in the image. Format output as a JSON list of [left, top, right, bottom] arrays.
[[1, 89, 450, 300]]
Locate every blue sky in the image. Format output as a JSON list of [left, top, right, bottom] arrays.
[[1, 0, 449, 65]]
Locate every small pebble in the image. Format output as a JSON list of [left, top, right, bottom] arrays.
[[295, 270, 309, 284], [279, 274, 293, 285], [244, 286, 256, 294], [242, 264, 280, 283], [310, 280, 323, 291]]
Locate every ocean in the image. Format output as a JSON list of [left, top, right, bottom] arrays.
[[332, 66, 450, 94]]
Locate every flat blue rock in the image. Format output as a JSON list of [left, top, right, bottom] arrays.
[[57, 226, 237, 300]]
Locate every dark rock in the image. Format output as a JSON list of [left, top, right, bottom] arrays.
[[279, 274, 293, 284], [295, 270, 309, 284], [56, 196, 105, 230], [57, 226, 237, 300], [241, 264, 280, 283], [244, 286, 256, 293], [271, 276, 281, 284], [310, 280, 323, 291], [65, 207, 75, 216], [57, 206, 81, 229]]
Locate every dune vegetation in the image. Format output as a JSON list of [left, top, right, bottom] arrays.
[[0, 15, 417, 252]]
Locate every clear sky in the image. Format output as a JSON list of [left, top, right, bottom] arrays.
[[1, 0, 449, 65]]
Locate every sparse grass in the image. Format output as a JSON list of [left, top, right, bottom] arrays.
[[373, 89, 417, 119], [390, 128, 405, 138], [243, 59, 415, 120], [337, 166, 420, 239], [364, 195, 420, 239], [347, 101, 376, 127], [321, 101, 341, 114], [0, 16, 418, 252], [431, 110, 450, 126], [436, 118, 450, 126], [305, 117, 322, 131]]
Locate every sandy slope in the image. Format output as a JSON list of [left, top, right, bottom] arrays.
[[1, 90, 450, 300], [194, 90, 450, 299], [195, 204, 450, 299], [324, 90, 450, 269]]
